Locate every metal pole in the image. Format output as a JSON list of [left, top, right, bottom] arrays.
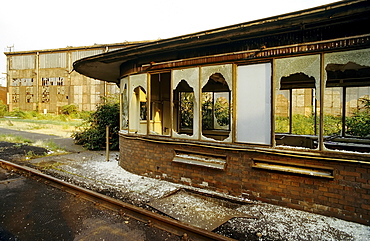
[[106, 125, 109, 161]]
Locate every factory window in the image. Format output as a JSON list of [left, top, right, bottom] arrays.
[[42, 77, 64, 86], [11, 79, 21, 86], [41, 87, 50, 103], [12, 87, 19, 103], [26, 87, 34, 103]]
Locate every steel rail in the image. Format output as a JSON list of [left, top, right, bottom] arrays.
[[0, 159, 235, 241]]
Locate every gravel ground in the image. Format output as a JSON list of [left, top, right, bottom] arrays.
[[1, 141, 369, 241]]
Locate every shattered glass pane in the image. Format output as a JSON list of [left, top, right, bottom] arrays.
[[172, 68, 199, 139], [120, 77, 129, 130], [274, 55, 320, 149], [201, 65, 232, 142], [324, 49, 370, 153], [129, 74, 147, 135]]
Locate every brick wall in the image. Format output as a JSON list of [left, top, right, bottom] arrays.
[[119, 134, 370, 225]]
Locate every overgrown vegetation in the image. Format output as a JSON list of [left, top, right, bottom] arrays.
[[346, 98, 370, 137], [0, 104, 89, 132], [276, 99, 370, 138], [72, 97, 120, 150], [0, 134, 65, 157], [0, 134, 32, 144], [60, 104, 78, 115]]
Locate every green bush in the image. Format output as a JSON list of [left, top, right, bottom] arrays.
[[8, 108, 26, 118], [60, 104, 78, 115], [291, 114, 315, 135], [346, 98, 370, 137], [72, 99, 120, 150], [275, 114, 342, 136], [323, 115, 341, 136]]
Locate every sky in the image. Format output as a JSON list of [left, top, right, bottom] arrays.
[[0, 0, 339, 86]]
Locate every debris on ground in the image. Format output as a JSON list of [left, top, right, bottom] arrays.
[[1, 142, 369, 240]]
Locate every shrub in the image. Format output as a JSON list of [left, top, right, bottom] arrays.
[[60, 104, 78, 115], [8, 108, 26, 118], [346, 98, 370, 137], [72, 99, 120, 150]]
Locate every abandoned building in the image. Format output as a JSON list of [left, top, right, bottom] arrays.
[[4, 41, 150, 113], [74, 0, 370, 225]]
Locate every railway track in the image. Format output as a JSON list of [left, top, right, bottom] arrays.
[[0, 159, 235, 241]]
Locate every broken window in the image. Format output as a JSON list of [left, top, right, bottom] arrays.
[[41, 86, 50, 103], [12, 87, 19, 103], [174, 80, 194, 136], [21, 78, 33, 86], [236, 63, 271, 145], [274, 55, 321, 149], [200, 65, 232, 142], [172, 67, 199, 139], [128, 74, 147, 135], [26, 87, 34, 103], [11, 78, 21, 86], [324, 49, 370, 153], [120, 77, 129, 131], [149, 72, 171, 136], [201, 73, 230, 141], [42, 77, 64, 86]]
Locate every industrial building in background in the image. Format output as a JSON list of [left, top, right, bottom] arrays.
[[4, 41, 149, 113]]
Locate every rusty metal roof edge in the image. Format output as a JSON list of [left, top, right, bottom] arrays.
[[75, 0, 364, 61], [3, 40, 155, 56], [73, 0, 369, 82]]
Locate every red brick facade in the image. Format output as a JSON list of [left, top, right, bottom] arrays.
[[119, 133, 370, 225]]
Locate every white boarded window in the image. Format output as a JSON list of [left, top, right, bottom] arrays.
[[236, 63, 271, 144], [11, 55, 35, 69], [72, 50, 103, 63], [40, 53, 67, 68]]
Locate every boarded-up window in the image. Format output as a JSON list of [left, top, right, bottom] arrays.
[[236, 63, 271, 145]]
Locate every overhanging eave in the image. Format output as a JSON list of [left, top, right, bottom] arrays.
[[73, 0, 370, 83]]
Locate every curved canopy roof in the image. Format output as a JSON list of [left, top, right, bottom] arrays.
[[73, 0, 370, 84]]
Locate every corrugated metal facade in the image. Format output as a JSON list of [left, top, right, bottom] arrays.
[[5, 41, 151, 113], [10, 55, 35, 70], [39, 52, 67, 68], [72, 49, 103, 63]]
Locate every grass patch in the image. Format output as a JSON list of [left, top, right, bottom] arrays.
[[33, 139, 65, 153], [0, 134, 32, 144], [0, 117, 82, 128], [0, 134, 66, 157]]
